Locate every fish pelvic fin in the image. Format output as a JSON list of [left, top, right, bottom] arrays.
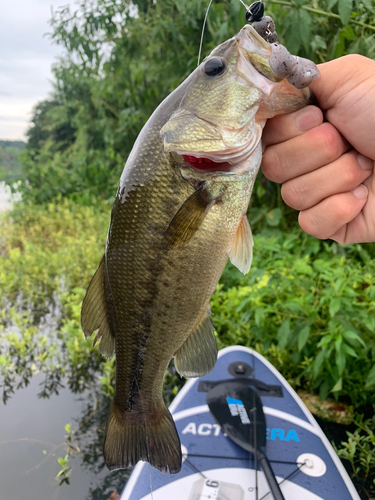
[[164, 184, 217, 247], [104, 399, 182, 474], [81, 256, 115, 358], [228, 214, 253, 275], [174, 309, 217, 378]]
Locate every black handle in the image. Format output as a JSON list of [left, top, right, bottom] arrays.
[[258, 452, 285, 500]]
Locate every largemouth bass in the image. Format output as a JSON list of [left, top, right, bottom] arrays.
[[81, 25, 318, 474]]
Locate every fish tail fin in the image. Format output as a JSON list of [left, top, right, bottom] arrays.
[[104, 398, 182, 474]]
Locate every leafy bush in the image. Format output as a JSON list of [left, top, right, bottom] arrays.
[[0, 200, 111, 402], [0, 198, 374, 494], [336, 416, 375, 494], [14, 0, 375, 204], [214, 228, 375, 406], [0, 141, 24, 182], [1, 200, 374, 409]]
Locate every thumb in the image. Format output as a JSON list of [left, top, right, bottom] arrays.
[[310, 55, 375, 158], [310, 54, 375, 111]]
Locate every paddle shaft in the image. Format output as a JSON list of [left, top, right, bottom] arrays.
[[258, 451, 285, 500]]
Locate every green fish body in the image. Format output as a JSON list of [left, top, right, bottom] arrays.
[[81, 25, 316, 474]]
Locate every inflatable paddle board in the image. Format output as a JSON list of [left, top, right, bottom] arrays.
[[121, 346, 360, 500]]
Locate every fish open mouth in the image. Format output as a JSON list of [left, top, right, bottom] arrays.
[[182, 155, 233, 173]]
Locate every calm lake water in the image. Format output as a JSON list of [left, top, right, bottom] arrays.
[[0, 193, 128, 499], [0, 373, 128, 500]]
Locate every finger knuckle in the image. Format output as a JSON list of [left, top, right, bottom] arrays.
[[318, 123, 345, 162], [262, 147, 284, 183], [335, 202, 353, 222], [298, 211, 319, 237], [325, 196, 354, 224], [299, 209, 331, 240], [281, 181, 305, 210], [342, 163, 358, 186]]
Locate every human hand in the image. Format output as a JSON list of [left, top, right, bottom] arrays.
[[262, 54, 375, 244]]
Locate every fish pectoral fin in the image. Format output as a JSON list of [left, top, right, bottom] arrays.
[[81, 256, 115, 358], [174, 310, 217, 378], [228, 214, 253, 275], [164, 184, 217, 247]]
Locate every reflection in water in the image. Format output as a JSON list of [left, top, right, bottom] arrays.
[[0, 373, 129, 500], [1, 298, 130, 500], [1, 294, 104, 404], [70, 388, 131, 499], [1, 271, 183, 499]]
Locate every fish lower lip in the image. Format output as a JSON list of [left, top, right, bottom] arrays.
[[182, 155, 233, 172]]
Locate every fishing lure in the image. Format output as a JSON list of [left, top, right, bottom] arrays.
[[244, 0, 319, 88], [245, 1, 278, 43]]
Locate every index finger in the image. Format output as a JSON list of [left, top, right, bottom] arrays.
[[262, 122, 350, 183], [262, 105, 323, 147]]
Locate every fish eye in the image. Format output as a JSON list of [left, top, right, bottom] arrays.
[[204, 57, 226, 77]]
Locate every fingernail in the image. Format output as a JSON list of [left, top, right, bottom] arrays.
[[295, 107, 322, 132], [357, 153, 373, 171], [352, 184, 368, 200]]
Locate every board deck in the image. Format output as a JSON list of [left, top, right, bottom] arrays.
[[121, 346, 360, 500]]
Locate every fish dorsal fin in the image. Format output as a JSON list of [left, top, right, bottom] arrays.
[[228, 214, 253, 275], [174, 310, 217, 378], [81, 256, 115, 358], [164, 184, 216, 247]]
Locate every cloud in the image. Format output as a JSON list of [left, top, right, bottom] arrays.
[[0, 0, 67, 140]]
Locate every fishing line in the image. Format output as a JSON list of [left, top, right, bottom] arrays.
[[198, 0, 254, 66], [134, 377, 154, 499], [197, 0, 214, 66], [186, 453, 252, 461], [184, 457, 207, 478], [237, 0, 252, 11], [180, 453, 303, 466], [237, 0, 262, 21], [148, 463, 154, 500], [251, 352, 259, 500]]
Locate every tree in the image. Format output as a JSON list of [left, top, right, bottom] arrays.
[[18, 0, 375, 204]]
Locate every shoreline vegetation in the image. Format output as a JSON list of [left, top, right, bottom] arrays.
[[1, 0, 375, 498], [0, 140, 24, 183], [1, 199, 374, 497]]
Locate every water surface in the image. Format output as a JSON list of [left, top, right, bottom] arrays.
[[0, 373, 127, 500]]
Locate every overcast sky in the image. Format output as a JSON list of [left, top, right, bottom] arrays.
[[0, 0, 69, 141]]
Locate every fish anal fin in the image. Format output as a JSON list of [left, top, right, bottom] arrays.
[[104, 399, 182, 474], [81, 256, 115, 358], [228, 214, 253, 275], [174, 310, 217, 378], [164, 184, 216, 247]]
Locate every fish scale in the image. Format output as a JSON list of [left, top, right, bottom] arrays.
[[81, 24, 318, 475]]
